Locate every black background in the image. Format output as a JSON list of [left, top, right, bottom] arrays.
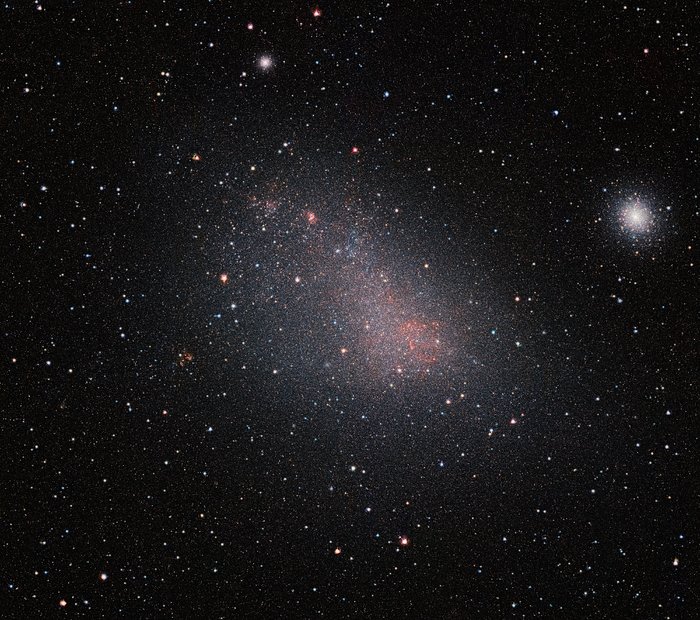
[[2, 1, 697, 618]]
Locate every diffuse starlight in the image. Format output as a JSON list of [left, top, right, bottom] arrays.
[[5, 1, 692, 617]]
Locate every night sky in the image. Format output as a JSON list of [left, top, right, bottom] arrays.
[[3, 1, 698, 618]]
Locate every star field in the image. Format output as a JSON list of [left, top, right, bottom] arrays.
[[2, 1, 698, 618]]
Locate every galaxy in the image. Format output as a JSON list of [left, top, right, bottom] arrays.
[[3, 1, 697, 618]]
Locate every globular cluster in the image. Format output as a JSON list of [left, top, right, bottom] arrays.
[[615, 193, 663, 239], [620, 198, 653, 233], [3, 1, 697, 618]]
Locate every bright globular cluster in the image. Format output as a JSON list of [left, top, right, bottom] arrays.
[[620, 198, 653, 234], [257, 55, 274, 71]]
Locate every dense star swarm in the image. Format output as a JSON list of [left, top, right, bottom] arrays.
[[208, 171, 491, 407], [2, 1, 697, 618]]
